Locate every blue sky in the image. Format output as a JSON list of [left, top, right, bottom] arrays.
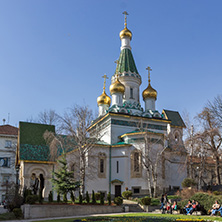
[[0, 0, 222, 126]]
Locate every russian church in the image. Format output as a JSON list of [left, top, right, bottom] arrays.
[[16, 13, 187, 198]]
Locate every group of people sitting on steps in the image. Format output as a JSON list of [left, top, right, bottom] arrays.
[[160, 193, 178, 214], [210, 200, 222, 216], [183, 200, 201, 215]]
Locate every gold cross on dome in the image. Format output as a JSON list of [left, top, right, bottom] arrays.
[[102, 74, 108, 92], [122, 11, 129, 28], [146, 66, 152, 83]]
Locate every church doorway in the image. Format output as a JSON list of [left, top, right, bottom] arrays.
[[115, 185, 121, 197]]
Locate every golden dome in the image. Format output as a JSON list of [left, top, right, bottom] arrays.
[[110, 77, 125, 95], [97, 91, 111, 106], [119, 27, 132, 40], [142, 83, 157, 100]]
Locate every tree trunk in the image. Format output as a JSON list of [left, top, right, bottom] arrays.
[[215, 156, 221, 185], [146, 167, 152, 197], [80, 153, 86, 195], [153, 163, 158, 198]]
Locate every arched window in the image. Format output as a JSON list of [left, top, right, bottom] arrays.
[[98, 153, 106, 178], [100, 159, 104, 173], [131, 150, 142, 178], [130, 88, 133, 99], [174, 132, 180, 143], [134, 153, 139, 172]]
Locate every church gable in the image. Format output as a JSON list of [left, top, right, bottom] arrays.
[[162, 109, 186, 128]]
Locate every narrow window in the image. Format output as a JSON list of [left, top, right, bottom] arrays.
[[117, 161, 119, 173], [134, 153, 139, 172], [100, 159, 104, 173], [130, 88, 133, 99], [5, 140, 12, 148]]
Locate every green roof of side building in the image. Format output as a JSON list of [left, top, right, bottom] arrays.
[[163, 110, 186, 128], [19, 122, 55, 162], [115, 48, 139, 74]]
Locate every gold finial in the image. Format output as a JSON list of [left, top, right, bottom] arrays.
[[146, 66, 152, 84], [102, 74, 108, 92], [122, 11, 129, 28]]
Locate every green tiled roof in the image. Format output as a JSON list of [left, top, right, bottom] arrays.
[[19, 122, 55, 161], [115, 48, 139, 74], [19, 122, 55, 145], [20, 144, 49, 161], [163, 110, 186, 128]]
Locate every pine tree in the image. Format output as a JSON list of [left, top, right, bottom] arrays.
[[86, 191, 90, 204], [107, 192, 111, 205], [51, 156, 80, 199]]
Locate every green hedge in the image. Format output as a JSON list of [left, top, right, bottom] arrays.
[[122, 191, 132, 199], [190, 192, 222, 213], [25, 195, 38, 204]]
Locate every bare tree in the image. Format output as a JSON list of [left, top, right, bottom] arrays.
[[142, 132, 167, 197], [182, 110, 196, 179], [136, 120, 167, 197], [44, 105, 101, 195], [195, 107, 222, 185], [208, 95, 222, 127], [38, 109, 59, 126]]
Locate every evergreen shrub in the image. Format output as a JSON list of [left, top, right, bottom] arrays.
[[100, 193, 104, 205], [95, 192, 100, 200], [57, 193, 60, 202], [12, 208, 23, 219], [92, 190, 96, 204], [150, 198, 160, 206], [25, 195, 38, 204], [181, 178, 196, 188], [140, 196, 151, 206], [107, 192, 111, 205], [191, 192, 221, 213], [79, 192, 82, 204], [48, 191, 53, 202], [114, 196, 123, 205], [63, 193, 67, 203], [122, 191, 132, 200], [86, 191, 90, 204]]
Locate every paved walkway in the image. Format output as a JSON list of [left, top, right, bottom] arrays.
[[2, 212, 147, 222]]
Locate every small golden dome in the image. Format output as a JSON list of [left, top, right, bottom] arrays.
[[142, 83, 157, 100], [97, 91, 111, 106], [110, 77, 125, 95], [119, 27, 132, 40]]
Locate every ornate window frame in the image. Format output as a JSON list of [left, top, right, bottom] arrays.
[[98, 153, 106, 178], [130, 150, 142, 178]]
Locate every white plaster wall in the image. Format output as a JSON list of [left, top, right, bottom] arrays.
[[120, 77, 141, 104], [120, 37, 131, 50], [111, 93, 123, 106], [164, 153, 187, 189], [0, 135, 17, 203], [144, 98, 156, 111], [85, 147, 110, 193], [98, 104, 109, 117]]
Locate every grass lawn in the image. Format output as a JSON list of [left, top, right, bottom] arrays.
[[31, 213, 222, 222]]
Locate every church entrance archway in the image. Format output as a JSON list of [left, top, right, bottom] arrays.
[[115, 185, 121, 197]]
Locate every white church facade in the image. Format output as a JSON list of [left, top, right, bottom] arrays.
[[17, 13, 187, 198]]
